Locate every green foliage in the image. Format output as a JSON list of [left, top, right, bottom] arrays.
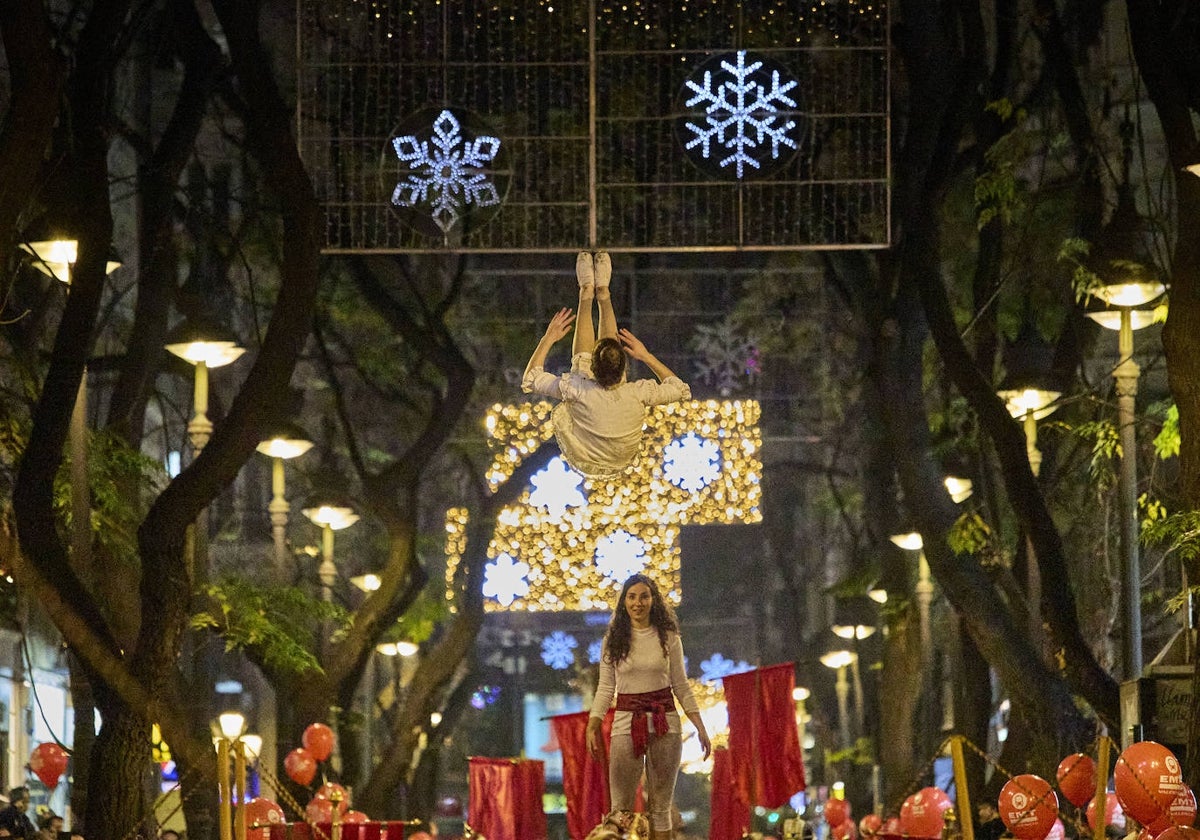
[[826, 736, 876, 767], [1057, 237, 1104, 302], [947, 511, 993, 556], [1153, 403, 1180, 459], [974, 100, 1028, 229], [1141, 510, 1200, 568], [380, 588, 447, 645], [1050, 419, 1119, 491], [193, 578, 349, 676]]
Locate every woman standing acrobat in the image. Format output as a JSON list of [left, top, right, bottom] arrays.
[[522, 251, 691, 478], [586, 573, 711, 840]]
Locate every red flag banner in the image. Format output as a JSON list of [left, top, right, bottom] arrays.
[[723, 663, 807, 809], [550, 711, 613, 839], [468, 757, 548, 840], [709, 746, 750, 840]]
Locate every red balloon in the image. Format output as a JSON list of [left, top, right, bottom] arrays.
[[305, 797, 334, 825], [833, 819, 858, 840], [1087, 793, 1126, 831], [314, 781, 349, 808], [1057, 753, 1098, 808], [29, 742, 69, 791], [1148, 787, 1198, 835], [1156, 829, 1200, 840], [860, 813, 883, 837], [999, 774, 1059, 840], [343, 810, 369, 824], [880, 816, 902, 840], [826, 799, 852, 826], [284, 747, 317, 786], [1116, 741, 1185, 826], [303, 722, 336, 762], [244, 797, 285, 840], [901, 788, 952, 839]]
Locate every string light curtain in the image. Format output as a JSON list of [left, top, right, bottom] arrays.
[[298, 0, 890, 252]]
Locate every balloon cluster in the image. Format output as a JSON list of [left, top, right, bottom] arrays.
[[973, 741, 1198, 840], [283, 723, 371, 826], [825, 798, 858, 840], [1114, 742, 1196, 840]]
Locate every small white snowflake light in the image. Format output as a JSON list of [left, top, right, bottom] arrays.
[[699, 652, 753, 684], [594, 530, 648, 585], [587, 638, 604, 665], [541, 631, 579, 670], [482, 553, 530, 607], [529, 456, 587, 518], [663, 432, 723, 493], [390, 108, 503, 234], [681, 50, 800, 179]]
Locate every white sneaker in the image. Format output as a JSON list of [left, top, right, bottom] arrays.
[[594, 251, 611, 288], [576, 251, 595, 289]]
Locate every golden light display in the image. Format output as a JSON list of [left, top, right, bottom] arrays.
[[446, 399, 763, 612]]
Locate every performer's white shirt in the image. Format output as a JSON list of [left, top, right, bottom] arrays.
[[589, 627, 700, 736]]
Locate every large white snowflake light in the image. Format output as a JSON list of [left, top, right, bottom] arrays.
[[541, 631, 579, 670], [691, 320, 760, 396], [482, 553, 530, 607], [391, 109, 502, 234], [682, 50, 799, 179], [529, 456, 587, 518], [663, 432, 723, 493], [594, 530, 648, 585], [699, 652, 753, 684]]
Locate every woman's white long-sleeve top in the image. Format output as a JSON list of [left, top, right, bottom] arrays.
[[589, 627, 700, 736]]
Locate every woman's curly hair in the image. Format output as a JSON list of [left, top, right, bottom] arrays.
[[591, 337, 627, 388], [602, 573, 678, 665]]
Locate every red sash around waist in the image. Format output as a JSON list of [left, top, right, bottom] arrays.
[[616, 687, 674, 758]]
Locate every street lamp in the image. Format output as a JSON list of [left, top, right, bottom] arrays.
[[889, 531, 932, 662], [213, 711, 257, 840], [820, 649, 856, 749], [301, 493, 359, 603], [1085, 280, 1165, 680], [256, 421, 314, 571], [19, 225, 122, 577], [164, 316, 246, 455]]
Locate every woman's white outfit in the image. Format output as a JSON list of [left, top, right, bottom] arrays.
[[522, 351, 690, 478], [589, 628, 700, 833]]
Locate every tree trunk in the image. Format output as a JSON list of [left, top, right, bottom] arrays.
[[87, 691, 153, 840]]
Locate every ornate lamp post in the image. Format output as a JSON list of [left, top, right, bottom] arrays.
[[301, 494, 359, 603], [164, 316, 246, 455], [820, 649, 857, 749], [255, 421, 314, 571], [19, 225, 121, 575], [1085, 281, 1164, 679], [996, 314, 1062, 647], [214, 711, 260, 840]]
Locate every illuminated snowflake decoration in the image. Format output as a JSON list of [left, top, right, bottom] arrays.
[[594, 531, 648, 585], [541, 631, 579, 670], [529, 457, 587, 518], [482, 553, 530, 607], [699, 653, 753, 684], [588, 639, 604, 665], [682, 50, 799, 178], [663, 433, 723, 493], [691, 320, 760, 396], [390, 109, 502, 234]]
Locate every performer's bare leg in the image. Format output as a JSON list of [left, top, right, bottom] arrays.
[[573, 251, 596, 356]]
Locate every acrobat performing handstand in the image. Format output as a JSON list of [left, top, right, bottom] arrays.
[[521, 251, 691, 478]]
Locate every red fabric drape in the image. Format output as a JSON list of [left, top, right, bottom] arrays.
[[551, 711, 613, 839], [723, 663, 807, 809], [286, 823, 405, 839], [468, 757, 547, 840], [709, 746, 750, 840]]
